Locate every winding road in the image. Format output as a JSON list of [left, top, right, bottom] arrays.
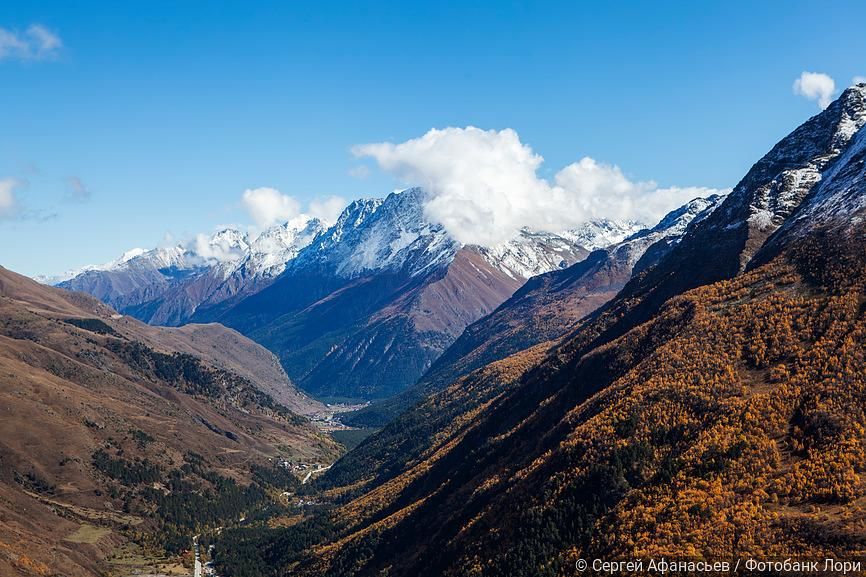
[[193, 534, 202, 577], [301, 464, 332, 484]]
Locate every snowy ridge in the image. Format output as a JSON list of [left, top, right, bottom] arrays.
[[478, 229, 583, 280], [615, 194, 726, 269], [560, 219, 646, 251], [194, 217, 327, 281], [767, 86, 866, 243], [478, 219, 645, 280], [297, 188, 649, 281], [295, 188, 459, 278], [199, 229, 250, 268], [246, 216, 325, 277], [34, 247, 148, 285], [44, 218, 326, 286], [647, 194, 726, 239], [718, 84, 866, 239]]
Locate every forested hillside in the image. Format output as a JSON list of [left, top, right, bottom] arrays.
[[204, 85, 866, 577], [211, 220, 866, 577]]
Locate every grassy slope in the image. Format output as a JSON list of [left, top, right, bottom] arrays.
[[0, 267, 340, 576]]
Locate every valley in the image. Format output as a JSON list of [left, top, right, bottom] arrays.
[[0, 267, 343, 576], [3, 8, 866, 574], [112, 84, 866, 577]]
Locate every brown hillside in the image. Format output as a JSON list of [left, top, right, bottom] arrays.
[[0, 266, 339, 576], [294, 225, 866, 577]]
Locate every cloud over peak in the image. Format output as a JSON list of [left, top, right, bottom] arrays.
[[308, 195, 348, 223], [242, 187, 302, 229], [0, 24, 61, 61], [353, 127, 726, 246], [241, 186, 346, 230], [793, 71, 836, 110]]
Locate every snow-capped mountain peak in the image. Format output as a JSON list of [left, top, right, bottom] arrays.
[[647, 194, 726, 237], [298, 188, 651, 281], [559, 219, 647, 251], [297, 187, 457, 278], [189, 229, 250, 278], [753, 85, 866, 254], [33, 247, 149, 285], [247, 216, 325, 277], [209, 228, 250, 253], [711, 84, 866, 241], [116, 247, 148, 263], [476, 219, 649, 280]]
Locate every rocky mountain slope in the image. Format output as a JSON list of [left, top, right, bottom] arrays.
[[584, 82, 866, 346], [207, 85, 866, 576], [202, 188, 640, 399], [55, 188, 642, 401], [0, 266, 338, 576], [58, 217, 326, 326], [344, 194, 724, 426]]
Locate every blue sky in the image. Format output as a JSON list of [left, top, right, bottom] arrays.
[[1, 1, 865, 277]]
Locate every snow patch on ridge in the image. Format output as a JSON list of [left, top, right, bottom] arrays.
[[734, 84, 866, 238]]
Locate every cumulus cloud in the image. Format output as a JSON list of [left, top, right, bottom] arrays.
[[65, 176, 91, 202], [241, 186, 347, 230], [191, 232, 247, 263], [309, 195, 348, 223], [0, 24, 61, 61], [553, 159, 722, 225], [354, 127, 725, 246], [241, 187, 303, 229], [0, 178, 19, 218], [793, 71, 836, 109]]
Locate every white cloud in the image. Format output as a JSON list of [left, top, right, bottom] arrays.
[[27, 24, 61, 53], [241, 187, 302, 229], [191, 232, 247, 263], [0, 178, 19, 218], [354, 127, 725, 246], [241, 187, 347, 231], [793, 71, 836, 109], [0, 24, 61, 61], [854, 76, 866, 86], [309, 195, 347, 223], [65, 176, 91, 202]]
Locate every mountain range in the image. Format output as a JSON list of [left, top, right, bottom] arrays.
[[54, 187, 646, 399], [10, 73, 866, 577], [199, 84, 866, 576], [56, 216, 327, 326], [343, 192, 725, 426]]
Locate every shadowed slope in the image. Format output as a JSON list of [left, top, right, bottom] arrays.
[[206, 86, 866, 577]]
